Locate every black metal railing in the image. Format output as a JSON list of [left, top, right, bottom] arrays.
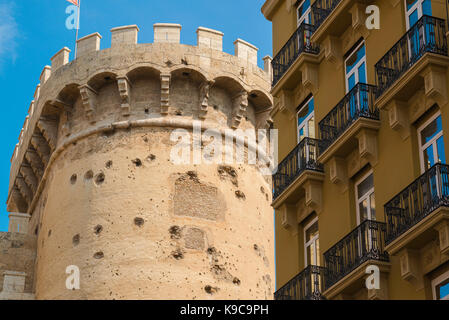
[[323, 220, 389, 290], [274, 265, 326, 300], [272, 23, 319, 86], [375, 15, 447, 97], [384, 163, 449, 245], [311, 0, 343, 28], [273, 137, 323, 200], [318, 83, 378, 154]]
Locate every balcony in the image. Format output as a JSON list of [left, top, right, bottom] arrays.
[[323, 220, 390, 299], [385, 163, 449, 248], [274, 265, 325, 300], [272, 23, 319, 88], [311, 0, 342, 30], [375, 16, 449, 111], [273, 137, 323, 200]]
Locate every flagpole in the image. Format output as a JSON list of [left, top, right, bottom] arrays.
[[74, 0, 81, 58]]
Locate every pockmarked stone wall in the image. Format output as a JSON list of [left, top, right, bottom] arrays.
[[6, 24, 276, 300]]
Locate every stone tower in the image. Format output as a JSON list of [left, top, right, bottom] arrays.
[[4, 24, 275, 300]]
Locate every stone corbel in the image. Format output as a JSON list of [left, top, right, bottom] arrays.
[[398, 248, 424, 291], [434, 220, 449, 256], [37, 117, 58, 151], [160, 73, 171, 115], [329, 156, 348, 192], [421, 65, 448, 107], [231, 91, 248, 129], [25, 148, 44, 179], [19, 164, 38, 194], [9, 188, 28, 213], [279, 203, 298, 236], [49, 99, 70, 111], [387, 99, 410, 140], [322, 35, 343, 67], [367, 272, 390, 300], [79, 85, 98, 122], [277, 89, 295, 115], [303, 179, 323, 214], [300, 63, 319, 95], [350, 2, 370, 39], [117, 76, 132, 116], [16, 176, 33, 205], [357, 128, 378, 166], [199, 80, 214, 119], [30, 134, 50, 166]]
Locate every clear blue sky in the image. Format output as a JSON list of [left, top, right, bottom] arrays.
[[0, 0, 272, 231]]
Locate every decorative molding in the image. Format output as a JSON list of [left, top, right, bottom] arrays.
[[303, 179, 323, 214], [329, 156, 348, 192], [386, 99, 410, 140], [37, 117, 58, 151], [357, 128, 378, 166], [323, 35, 343, 66], [421, 65, 448, 107], [398, 248, 424, 291], [300, 62, 319, 94], [279, 203, 298, 236], [435, 220, 449, 256]]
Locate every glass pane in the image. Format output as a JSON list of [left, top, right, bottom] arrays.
[[359, 200, 369, 222], [439, 281, 449, 300], [408, 9, 418, 27], [299, 127, 305, 141], [421, 116, 442, 145], [422, 0, 432, 16], [308, 116, 315, 139], [315, 239, 320, 266], [348, 74, 356, 91], [346, 44, 366, 74], [423, 144, 435, 170], [307, 244, 314, 266], [357, 174, 374, 199], [437, 136, 446, 164], [306, 222, 318, 242], [297, 98, 314, 124], [358, 62, 367, 84], [298, 0, 311, 17], [370, 193, 376, 221]]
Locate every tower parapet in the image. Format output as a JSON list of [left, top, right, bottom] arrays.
[[6, 23, 274, 300]]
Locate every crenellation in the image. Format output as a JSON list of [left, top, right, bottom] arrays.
[[111, 25, 139, 46], [234, 39, 259, 66], [39, 66, 51, 84], [50, 47, 71, 71], [154, 23, 182, 44], [76, 32, 102, 58], [197, 27, 224, 51]]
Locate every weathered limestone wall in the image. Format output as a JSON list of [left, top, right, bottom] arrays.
[[7, 24, 275, 300]]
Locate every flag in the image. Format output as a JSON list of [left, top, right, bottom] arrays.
[[66, 0, 79, 6]]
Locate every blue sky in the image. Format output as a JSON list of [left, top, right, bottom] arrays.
[[0, 0, 272, 231]]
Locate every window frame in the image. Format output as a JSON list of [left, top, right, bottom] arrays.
[[296, 0, 312, 27], [296, 96, 315, 143], [355, 170, 376, 226], [417, 111, 444, 173], [404, 0, 428, 30], [344, 41, 367, 93], [304, 217, 320, 267], [432, 270, 449, 300]]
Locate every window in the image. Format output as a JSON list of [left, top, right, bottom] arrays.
[[432, 270, 449, 300], [304, 218, 320, 266], [297, 0, 312, 26], [297, 96, 315, 143], [418, 113, 446, 172], [405, 0, 432, 29], [355, 172, 376, 225], [345, 42, 367, 92]]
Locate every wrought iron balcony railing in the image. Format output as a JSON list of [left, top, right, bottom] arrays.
[[273, 137, 323, 200], [323, 220, 389, 290], [318, 83, 378, 155], [375, 15, 447, 98], [384, 163, 449, 245], [311, 0, 343, 29], [274, 265, 326, 300], [272, 23, 319, 86]]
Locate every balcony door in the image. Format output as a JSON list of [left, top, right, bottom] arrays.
[[355, 172, 376, 225], [418, 113, 446, 173], [405, 0, 433, 60], [345, 42, 367, 93], [304, 218, 320, 266], [405, 0, 432, 30], [297, 97, 316, 168]]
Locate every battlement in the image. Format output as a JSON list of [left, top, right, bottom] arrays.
[[7, 23, 273, 216]]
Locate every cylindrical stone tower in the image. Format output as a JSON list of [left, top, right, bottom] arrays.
[[6, 24, 275, 300]]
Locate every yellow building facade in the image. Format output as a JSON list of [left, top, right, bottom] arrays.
[[262, 0, 449, 300]]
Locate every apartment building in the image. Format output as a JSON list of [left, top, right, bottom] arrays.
[[262, 0, 449, 300]]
